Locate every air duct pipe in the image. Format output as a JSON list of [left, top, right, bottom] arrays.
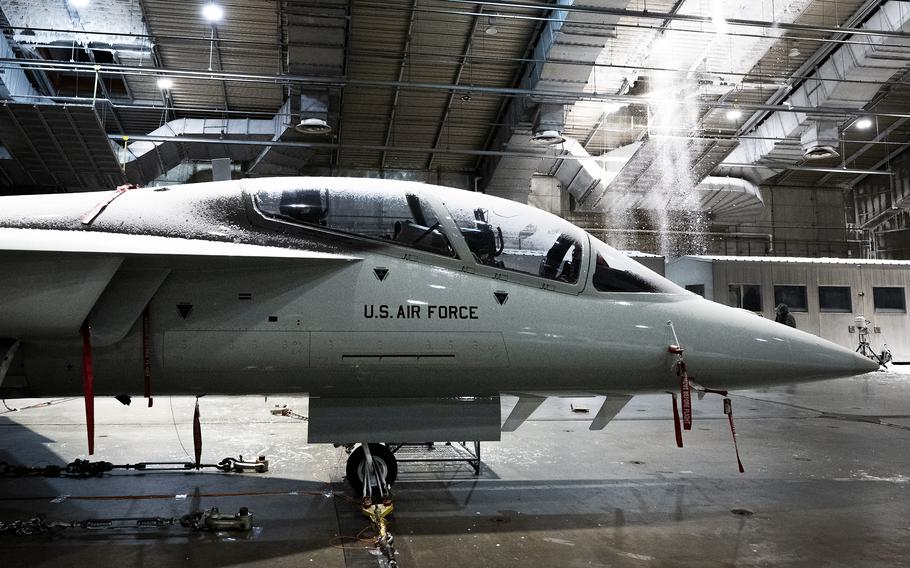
[[723, 1, 910, 178]]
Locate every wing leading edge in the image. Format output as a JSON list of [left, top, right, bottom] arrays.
[[0, 228, 362, 261]]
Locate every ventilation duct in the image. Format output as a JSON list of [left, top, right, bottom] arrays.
[[563, 0, 816, 201], [118, 117, 277, 184], [151, 160, 243, 186], [480, 0, 631, 201], [249, 97, 318, 175], [0, 34, 41, 102], [800, 121, 840, 160], [530, 104, 567, 145], [722, 0, 910, 178], [296, 91, 332, 135], [120, 89, 344, 183], [543, 137, 763, 223]]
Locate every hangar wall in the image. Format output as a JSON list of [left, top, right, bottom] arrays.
[[712, 184, 851, 258], [854, 151, 910, 259], [667, 256, 910, 361]]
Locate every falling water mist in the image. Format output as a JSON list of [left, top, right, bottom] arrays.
[[646, 69, 708, 257]]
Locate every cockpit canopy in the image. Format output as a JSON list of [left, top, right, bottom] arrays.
[[438, 189, 586, 284], [251, 178, 684, 294], [255, 182, 456, 258]]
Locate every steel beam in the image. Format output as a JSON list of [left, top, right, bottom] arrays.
[[380, 0, 420, 170], [426, 4, 484, 171], [441, 0, 907, 39], [109, 133, 902, 176]]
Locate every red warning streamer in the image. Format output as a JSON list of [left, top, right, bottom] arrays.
[[724, 398, 745, 473], [142, 305, 153, 407], [80, 322, 95, 456], [678, 360, 692, 431], [670, 392, 683, 448], [193, 398, 203, 469]]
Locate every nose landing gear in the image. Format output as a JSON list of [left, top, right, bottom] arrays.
[[345, 443, 398, 499]]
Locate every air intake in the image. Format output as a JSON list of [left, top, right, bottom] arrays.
[[295, 117, 332, 135], [801, 121, 840, 161], [530, 130, 566, 145]]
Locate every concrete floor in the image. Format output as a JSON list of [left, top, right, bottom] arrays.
[[2, 371, 910, 567]]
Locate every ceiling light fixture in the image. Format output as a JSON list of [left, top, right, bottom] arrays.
[[202, 3, 224, 22], [484, 16, 499, 35], [726, 109, 742, 121], [69, 0, 91, 8], [156, 77, 174, 90], [855, 117, 873, 129]]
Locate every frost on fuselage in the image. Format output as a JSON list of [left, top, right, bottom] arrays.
[[254, 180, 455, 258]]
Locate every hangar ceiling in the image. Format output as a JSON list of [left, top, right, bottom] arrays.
[[2, 0, 910, 256]]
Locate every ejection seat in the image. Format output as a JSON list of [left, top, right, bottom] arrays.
[[278, 188, 328, 225], [392, 220, 451, 256]]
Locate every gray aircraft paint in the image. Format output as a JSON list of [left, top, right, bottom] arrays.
[[0, 178, 878, 441]]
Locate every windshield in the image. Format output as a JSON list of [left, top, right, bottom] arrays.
[[590, 237, 687, 294], [440, 191, 585, 284], [254, 180, 456, 257]]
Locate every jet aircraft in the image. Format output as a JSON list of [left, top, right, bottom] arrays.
[[0, 177, 878, 495]]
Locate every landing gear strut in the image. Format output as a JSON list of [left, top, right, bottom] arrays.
[[346, 443, 399, 566], [345, 443, 398, 499]]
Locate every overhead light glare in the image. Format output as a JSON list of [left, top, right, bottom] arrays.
[[69, 0, 91, 8], [202, 3, 224, 22], [711, 0, 727, 35], [788, 47, 801, 57], [726, 109, 743, 121], [156, 77, 174, 90], [855, 117, 873, 129]]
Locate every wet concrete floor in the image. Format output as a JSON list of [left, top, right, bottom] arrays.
[[2, 371, 910, 567]]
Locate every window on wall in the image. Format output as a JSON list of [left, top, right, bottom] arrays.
[[819, 286, 852, 313], [685, 284, 706, 297], [729, 284, 762, 311], [774, 285, 808, 312], [873, 287, 906, 312]]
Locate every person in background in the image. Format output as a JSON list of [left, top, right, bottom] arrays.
[[775, 303, 796, 328]]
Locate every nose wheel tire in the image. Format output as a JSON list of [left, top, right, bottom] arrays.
[[346, 443, 398, 495]]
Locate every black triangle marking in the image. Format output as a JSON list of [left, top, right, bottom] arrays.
[[493, 291, 509, 306], [177, 303, 194, 320], [373, 267, 389, 282]]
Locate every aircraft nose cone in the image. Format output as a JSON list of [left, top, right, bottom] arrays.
[[785, 328, 881, 377], [676, 300, 880, 387]]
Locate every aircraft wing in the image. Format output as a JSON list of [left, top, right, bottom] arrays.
[[0, 228, 360, 261], [0, 228, 360, 339]]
